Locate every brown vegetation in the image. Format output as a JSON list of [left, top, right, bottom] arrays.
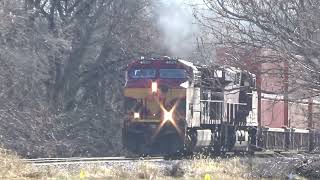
[[0, 0, 164, 158], [0, 148, 48, 179], [0, 150, 252, 180]]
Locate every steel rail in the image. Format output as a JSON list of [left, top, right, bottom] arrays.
[[22, 151, 306, 166], [22, 156, 165, 166]]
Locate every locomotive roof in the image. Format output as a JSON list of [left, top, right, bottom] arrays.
[[126, 56, 256, 78], [126, 57, 193, 70]]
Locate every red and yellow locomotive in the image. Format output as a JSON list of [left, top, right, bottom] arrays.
[[122, 56, 320, 156], [122, 57, 190, 154], [122, 56, 257, 155]]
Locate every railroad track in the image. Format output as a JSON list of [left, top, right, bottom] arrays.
[[22, 151, 306, 166], [22, 156, 165, 166]]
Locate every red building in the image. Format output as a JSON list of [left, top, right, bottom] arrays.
[[216, 47, 319, 130]]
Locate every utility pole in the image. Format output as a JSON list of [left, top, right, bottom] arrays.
[[283, 61, 289, 127]]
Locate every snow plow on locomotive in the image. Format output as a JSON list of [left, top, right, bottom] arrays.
[[122, 57, 320, 155]]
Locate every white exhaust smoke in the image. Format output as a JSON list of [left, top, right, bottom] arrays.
[[153, 0, 200, 58]]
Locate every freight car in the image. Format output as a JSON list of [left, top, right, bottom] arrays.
[[122, 56, 320, 155]]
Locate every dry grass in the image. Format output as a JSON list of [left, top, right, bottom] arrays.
[[0, 149, 308, 180], [32, 158, 250, 180], [0, 151, 268, 180], [53, 162, 165, 180], [0, 150, 259, 180], [0, 147, 51, 179], [184, 157, 248, 180]]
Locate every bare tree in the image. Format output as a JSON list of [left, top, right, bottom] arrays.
[[0, 0, 162, 157], [196, 0, 320, 97]]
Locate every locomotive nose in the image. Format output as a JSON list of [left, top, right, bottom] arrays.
[[159, 84, 169, 93]]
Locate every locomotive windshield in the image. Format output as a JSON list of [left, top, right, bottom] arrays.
[[129, 68, 156, 79], [159, 69, 186, 79]]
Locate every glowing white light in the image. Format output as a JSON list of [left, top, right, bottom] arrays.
[[163, 110, 173, 122], [151, 101, 185, 141], [151, 82, 157, 93], [133, 112, 140, 119], [160, 103, 176, 123]]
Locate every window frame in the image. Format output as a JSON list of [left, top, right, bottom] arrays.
[[128, 68, 157, 79], [159, 68, 187, 79]]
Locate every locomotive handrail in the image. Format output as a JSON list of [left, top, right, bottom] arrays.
[[200, 99, 247, 106], [199, 100, 224, 103]]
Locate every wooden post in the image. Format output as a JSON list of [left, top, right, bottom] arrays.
[[308, 98, 313, 128], [283, 61, 289, 127], [308, 98, 314, 151], [256, 65, 262, 148]]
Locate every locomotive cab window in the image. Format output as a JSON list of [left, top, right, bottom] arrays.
[[159, 69, 186, 79], [129, 68, 156, 79]]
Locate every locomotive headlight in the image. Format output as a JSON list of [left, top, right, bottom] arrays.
[[163, 110, 173, 122], [153, 102, 183, 140], [133, 112, 140, 119], [151, 81, 157, 93], [160, 104, 175, 123]]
